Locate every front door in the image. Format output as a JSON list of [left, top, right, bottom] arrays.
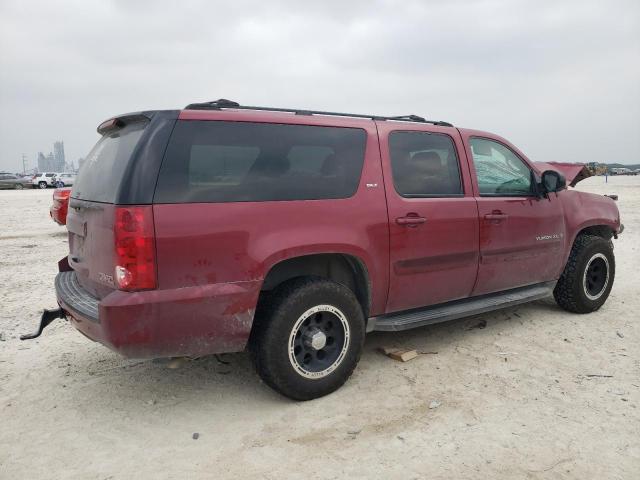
[[461, 135, 566, 296], [378, 123, 480, 314]]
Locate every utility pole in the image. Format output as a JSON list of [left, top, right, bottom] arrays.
[[22, 154, 27, 175]]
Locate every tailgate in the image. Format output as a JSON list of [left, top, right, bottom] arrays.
[[66, 200, 117, 299], [67, 115, 151, 299]]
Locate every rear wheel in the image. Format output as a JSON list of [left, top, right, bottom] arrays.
[[14, 183, 24, 190], [250, 278, 365, 400], [38, 181, 47, 189], [554, 234, 615, 313]]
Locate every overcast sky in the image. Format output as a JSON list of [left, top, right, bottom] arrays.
[[0, 0, 638, 172]]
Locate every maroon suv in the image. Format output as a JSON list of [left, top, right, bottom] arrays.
[[25, 99, 623, 400]]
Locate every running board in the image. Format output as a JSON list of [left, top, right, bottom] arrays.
[[369, 282, 555, 332]]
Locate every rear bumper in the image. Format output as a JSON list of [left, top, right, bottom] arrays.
[[56, 271, 262, 359]]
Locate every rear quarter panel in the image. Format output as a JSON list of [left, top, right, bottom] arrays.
[[152, 114, 390, 317]]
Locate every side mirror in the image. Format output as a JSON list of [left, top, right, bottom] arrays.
[[541, 170, 566, 194]]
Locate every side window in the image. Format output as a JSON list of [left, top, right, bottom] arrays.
[[155, 121, 367, 203], [389, 131, 463, 197], [470, 138, 533, 196], [189, 145, 259, 186]]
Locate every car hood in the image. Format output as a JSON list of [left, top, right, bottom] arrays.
[[535, 162, 592, 187]]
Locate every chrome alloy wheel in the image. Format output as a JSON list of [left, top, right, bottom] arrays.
[[288, 305, 350, 379]]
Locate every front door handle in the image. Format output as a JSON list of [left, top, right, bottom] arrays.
[[484, 210, 508, 223], [396, 215, 427, 226]]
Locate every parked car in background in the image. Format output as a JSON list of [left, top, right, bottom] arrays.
[[55, 172, 76, 187], [50, 187, 72, 225], [32, 172, 59, 189], [0, 173, 32, 189], [26, 100, 623, 400]]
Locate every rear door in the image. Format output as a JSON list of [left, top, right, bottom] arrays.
[[377, 122, 480, 314], [459, 132, 566, 295]]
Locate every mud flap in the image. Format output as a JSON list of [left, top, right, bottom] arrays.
[[20, 308, 66, 340]]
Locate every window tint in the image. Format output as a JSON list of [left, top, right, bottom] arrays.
[[389, 131, 462, 197], [73, 121, 147, 203], [470, 138, 532, 196], [45, 173, 56, 177], [155, 121, 367, 203]]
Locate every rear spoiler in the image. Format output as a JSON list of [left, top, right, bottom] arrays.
[[535, 162, 592, 187], [97, 113, 151, 135]]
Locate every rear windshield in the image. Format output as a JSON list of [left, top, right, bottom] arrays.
[[154, 121, 366, 203], [72, 122, 146, 203]]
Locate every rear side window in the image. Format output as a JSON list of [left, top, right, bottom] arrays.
[[389, 131, 463, 197], [73, 121, 147, 203], [154, 121, 366, 203]]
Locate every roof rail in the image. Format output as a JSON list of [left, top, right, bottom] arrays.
[[183, 99, 453, 127]]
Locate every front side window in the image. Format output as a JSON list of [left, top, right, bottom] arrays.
[[389, 131, 463, 197], [155, 121, 366, 203], [470, 138, 532, 196]]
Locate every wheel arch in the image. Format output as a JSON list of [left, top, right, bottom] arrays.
[[559, 222, 616, 277], [259, 253, 372, 319]]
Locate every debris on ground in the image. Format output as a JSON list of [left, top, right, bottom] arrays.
[[0, 332, 5, 341], [192, 433, 200, 440], [378, 347, 419, 362], [167, 357, 190, 369], [616, 331, 624, 338], [467, 319, 487, 330], [429, 400, 441, 409]]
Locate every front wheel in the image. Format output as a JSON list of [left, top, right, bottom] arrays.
[[250, 278, 365, 400], [38, 181, 47, 189], [14, 183, 24, 190], [554, 234, 615, 313]]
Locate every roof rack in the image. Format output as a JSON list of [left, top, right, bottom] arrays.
[[183, 99, 453, 127]]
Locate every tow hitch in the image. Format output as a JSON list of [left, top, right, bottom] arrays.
[[20, 308, 66, 340]]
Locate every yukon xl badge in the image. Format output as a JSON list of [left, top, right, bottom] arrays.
[[536, 233, 563, 241]]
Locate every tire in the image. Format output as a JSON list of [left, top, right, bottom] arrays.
[[250, 278, 365, 401], [553, 234, 615, 313], [38, 181, 47, 189], [14, 183, 24, 190]]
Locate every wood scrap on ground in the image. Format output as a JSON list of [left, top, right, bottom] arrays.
[[378, 346, 419, 362]]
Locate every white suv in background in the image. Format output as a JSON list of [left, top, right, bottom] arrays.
[[32, 172, 59, 189], [55, 172, 76, 187]]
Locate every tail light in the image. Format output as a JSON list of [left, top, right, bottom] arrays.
[[114, 206, 157, 291], [53, 188, 71, 201]]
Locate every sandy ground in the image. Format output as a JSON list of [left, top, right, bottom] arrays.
[[0, 177, 638, 480]]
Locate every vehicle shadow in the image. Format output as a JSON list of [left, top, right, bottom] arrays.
[[60, 298, 563, 411]]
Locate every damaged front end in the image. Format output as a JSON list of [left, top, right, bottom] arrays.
[[536, 162, 592, 187]]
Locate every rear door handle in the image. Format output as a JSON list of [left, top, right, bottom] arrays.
[[396, 215, 427, 226]]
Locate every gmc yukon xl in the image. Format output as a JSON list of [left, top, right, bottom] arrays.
[[24, 99, 623, 400]]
